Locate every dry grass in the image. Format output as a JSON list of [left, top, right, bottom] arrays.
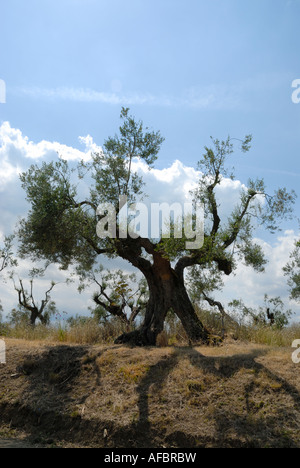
[[2, 317, 300, 349], [1, 337, 300, 447], [243, 324, 300, 347], [0, 319, 129, 345], [1, 309, 300, 447]]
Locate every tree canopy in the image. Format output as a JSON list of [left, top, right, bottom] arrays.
[[18, 108, 296, 345]]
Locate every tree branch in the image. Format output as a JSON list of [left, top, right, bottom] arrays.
[[72, 200, 98, 211], [222, 192, 256, 249], [207, 172, 221, 236]]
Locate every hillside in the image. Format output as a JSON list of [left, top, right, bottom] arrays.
[[0, 338, 300, 448]]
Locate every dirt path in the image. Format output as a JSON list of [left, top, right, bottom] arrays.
[[0, 439, 36, 448]]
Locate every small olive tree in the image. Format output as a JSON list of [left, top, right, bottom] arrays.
[[228, 295, 293, 329], [11, 276, 58, 326], [10, 267, 60, 326], [77, 265, 148, 326]]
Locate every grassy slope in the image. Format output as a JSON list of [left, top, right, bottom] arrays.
[[0, 338, 300, 448]]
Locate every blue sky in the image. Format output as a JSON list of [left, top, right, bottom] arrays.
[[1, 0, 300, 175], [0, 0, 299, 195], [0, 0, 300, 319]]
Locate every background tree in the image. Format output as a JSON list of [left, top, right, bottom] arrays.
[[77, 265, 148, 327], [262, 295, 293, 329], [18, 108, 296, 345], [284, 239, 300, 301], [228, 295, 293, 330], [228, 299, 258, 327], [0, 235, 18, 321], [11, 272, 59, 326], [8, 305, 34, 327]]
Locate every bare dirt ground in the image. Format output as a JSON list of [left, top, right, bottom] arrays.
[[0, 338, 300, 448]]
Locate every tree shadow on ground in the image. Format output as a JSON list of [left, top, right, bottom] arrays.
[[1, 344, 300, 447], [134, 347, 300, 448], [0, 344, 119, 446]]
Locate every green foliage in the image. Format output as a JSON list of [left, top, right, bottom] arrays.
[[284, 239, 300, 301], [187, 263, 224, 304], [0, 235, 17, 273], [186, 135, 296, 303], [77, 264, 149, 323], [228, 295, 293, 330], [83, 107, 164, 207], [18, 108, 164, 272], [8, 306, 30, 326], [9, 299, 58, 326], [42, 300, 59, 325], [88, 304, 109, 324], [18, 159, 98, 269], [193, 135, 295, 277]]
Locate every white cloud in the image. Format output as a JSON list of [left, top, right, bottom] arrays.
[[0, 121, 101, 192], [13, 72, 289, 111], [222, 230, 300, 320], [0, 122, 102, 235], [15, 85, 232, 109], [0, 122, 23, 188], [132, 159, 199, 203], [132, 159, 248, 227], [15, 86, 168, 107]]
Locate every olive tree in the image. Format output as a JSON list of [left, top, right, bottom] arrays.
[[18, 108, 296, 345], [11, 275, 58, 326], [77, 265, 148, 326]]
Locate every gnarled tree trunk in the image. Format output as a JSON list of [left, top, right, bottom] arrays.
[[115, 253, 209, 346], [29, 307, 47, 326]]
